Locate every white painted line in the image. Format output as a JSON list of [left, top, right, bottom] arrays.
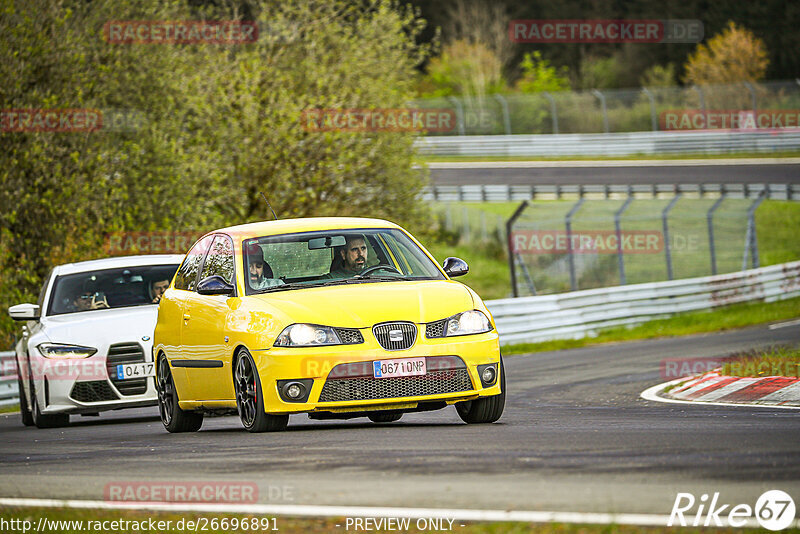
[[0, 496, 775, 529], [768, 318, 800, 330], [640, 379, 800, 410], [423, 158, 800, 169]]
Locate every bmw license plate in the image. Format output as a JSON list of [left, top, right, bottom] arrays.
[[116, 362, 155, 380], [373, 357, 426, 379]]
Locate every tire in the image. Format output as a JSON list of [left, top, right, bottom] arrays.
[[30, 378, 69, 429], [18, 374, 33, 427], [368, 412, 403, 423], [157, 356, 203, 433], [234, 349, 288, 433], [456, 357, 506, 424]]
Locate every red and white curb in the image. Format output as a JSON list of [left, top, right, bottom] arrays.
[[642, 372, 800, 410]]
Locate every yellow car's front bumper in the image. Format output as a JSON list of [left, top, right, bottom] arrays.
[[251, 331, 501, 415]]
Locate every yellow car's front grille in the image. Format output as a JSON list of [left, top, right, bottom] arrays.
[[318, 368, 473, 402]]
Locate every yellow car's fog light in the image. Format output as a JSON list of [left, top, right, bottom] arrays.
[[481, 367, 496, 384], [477, 363, 498, 387], [277, 379, 313, 403]]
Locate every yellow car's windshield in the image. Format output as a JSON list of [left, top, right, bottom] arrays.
[[242, 228, 445, 295]]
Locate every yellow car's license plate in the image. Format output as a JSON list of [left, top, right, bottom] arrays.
[[372, 357, 426, 379]]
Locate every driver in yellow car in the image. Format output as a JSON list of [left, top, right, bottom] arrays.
[[327, 235, 368, 278]]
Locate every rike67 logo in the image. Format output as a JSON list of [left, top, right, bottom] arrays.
[[669, 490, 796, 530]]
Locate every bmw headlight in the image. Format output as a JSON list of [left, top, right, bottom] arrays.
[[274, 324, 342, 347], [444, 310, 492, 337], [37, 343, 97, 359]]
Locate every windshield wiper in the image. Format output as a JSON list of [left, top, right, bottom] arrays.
[[256, 282, 329, 293]]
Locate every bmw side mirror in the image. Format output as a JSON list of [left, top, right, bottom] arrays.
[[442, 257, 469, 277], [197, 275, 235, 296], [9, 303, 40, 321]]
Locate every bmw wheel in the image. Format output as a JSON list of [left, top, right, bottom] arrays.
[[234, 349, 288, 433], [157, 356, 203, 433], [18, 374, 33, 427]]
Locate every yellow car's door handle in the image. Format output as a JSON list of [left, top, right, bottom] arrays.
[[183, 314, 191, 321]]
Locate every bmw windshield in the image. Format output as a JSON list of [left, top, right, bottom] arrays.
[[243, 228, 445, 295], [47, 265, 179, 316]]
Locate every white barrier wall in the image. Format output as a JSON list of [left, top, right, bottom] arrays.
[[485, 260, 800, 345]]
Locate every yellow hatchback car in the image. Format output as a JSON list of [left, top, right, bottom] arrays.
[[153, 217, 504, 433]]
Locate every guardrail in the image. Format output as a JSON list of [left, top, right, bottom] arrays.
[[423, 183, 800, 202], [0, 351, 19, 407], [485, 260, 800, 346], [414, 130, 800, 157]]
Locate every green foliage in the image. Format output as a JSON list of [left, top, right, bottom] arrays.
[[515, 52, 570, 93], [420, 40, 506, 98], [639, 64, 676, 88], [0, 0, 434, 348]]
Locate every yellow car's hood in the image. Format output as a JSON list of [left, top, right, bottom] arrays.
[[250, 280, 475, 327]]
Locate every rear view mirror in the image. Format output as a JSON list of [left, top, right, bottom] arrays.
[[308, 235, 346, 250], [9, 303, 40, 321]]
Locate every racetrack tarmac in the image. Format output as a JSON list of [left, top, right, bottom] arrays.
[[2, 323, 799, 515], [428, 159, 800, 186]]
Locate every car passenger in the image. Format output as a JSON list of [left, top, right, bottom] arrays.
[[247, 245, 284, 290]]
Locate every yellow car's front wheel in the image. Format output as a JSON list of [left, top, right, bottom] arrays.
[[234, 349, 288, 433]]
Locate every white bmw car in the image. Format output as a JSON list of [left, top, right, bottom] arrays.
[[8, 255, 183, 428]]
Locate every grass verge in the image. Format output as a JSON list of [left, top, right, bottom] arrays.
[[502, 296, 800, 356], [720, 345, 800, 378], [0, 403, 19, 414], [0, 506, 773, 534]]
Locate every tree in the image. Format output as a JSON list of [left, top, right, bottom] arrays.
[[683, 21, 769, 85], [0, 0, 434, 347], [423, 40, 506, 98], [515, 52, 570, 93]]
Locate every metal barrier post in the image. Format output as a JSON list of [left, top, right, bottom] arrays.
[[592, 90, 609, 133], [494, 94, 512, 135], [707, 189, 727, 275], [642, 87, 657, 131], [662, 193, 682, 280], [743, 81, 758, 116], [615, 190, 635, 284], [566, 194, 586, 291], [507, 201, 529, 298], [693, 85, 706, 115], [742, 190, 766, 270], [542, 92, 559, 134], [447, 96, 466, 136]]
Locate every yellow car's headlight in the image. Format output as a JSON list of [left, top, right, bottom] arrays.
[[444, 310, 491, 337], [274, 324, 342, 347], [37, 343, 97, 359]]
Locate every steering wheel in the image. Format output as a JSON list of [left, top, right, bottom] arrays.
[[358, 264, 402, 277]]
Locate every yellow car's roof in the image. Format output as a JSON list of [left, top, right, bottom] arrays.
[[215, 217, 402, 239]]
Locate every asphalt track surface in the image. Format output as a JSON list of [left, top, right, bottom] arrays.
[[1, 323, 800, 516], [428, 159, 800, 186]]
